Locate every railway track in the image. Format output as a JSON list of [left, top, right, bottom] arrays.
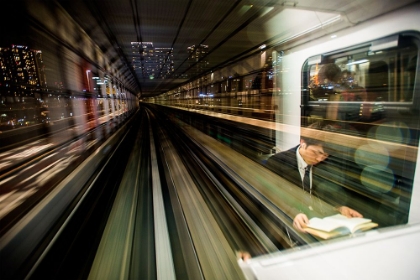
[[2, 106, 322, 279], [85, 105, 316, 279]]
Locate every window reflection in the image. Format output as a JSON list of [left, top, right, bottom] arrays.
[[301, 33, 420, 230]]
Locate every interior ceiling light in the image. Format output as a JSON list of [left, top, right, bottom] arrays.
[[347, 59, 368, 66]]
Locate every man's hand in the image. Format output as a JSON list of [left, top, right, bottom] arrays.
[[338, 206, 363, 218], [237, 251, 251, 262], [293, 213, 309, 232]]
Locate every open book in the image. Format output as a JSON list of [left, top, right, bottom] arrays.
[[304, 214, 378, 239]]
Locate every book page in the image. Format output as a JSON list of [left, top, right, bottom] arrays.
[[305, 214, 378, 239], [324, 214, 372, 233], [306, 217, 343, 233]]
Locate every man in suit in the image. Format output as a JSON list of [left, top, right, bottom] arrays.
[[266, 126, 362, 233]]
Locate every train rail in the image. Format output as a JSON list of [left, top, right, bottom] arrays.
[[87, 106, 295, 279]]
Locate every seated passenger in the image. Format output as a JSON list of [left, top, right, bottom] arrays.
[[266, 123, 362, 232]]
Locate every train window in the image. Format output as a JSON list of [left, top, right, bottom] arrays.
[[298, 32, 420, 233], [302, 33, 420, 143], [302, 33, 419, 125]]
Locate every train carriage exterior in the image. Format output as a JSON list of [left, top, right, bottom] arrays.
[[152, 3, 420, 278]]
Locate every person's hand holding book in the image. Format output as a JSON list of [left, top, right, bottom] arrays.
[[337, 206, 363, 218], [293, 213, 309, 232]]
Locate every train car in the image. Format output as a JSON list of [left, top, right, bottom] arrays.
[[152, 3, 420, 278]]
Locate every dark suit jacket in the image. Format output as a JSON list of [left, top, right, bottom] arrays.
[[266, 145, 348, 207], [266, 146, 303, 188]]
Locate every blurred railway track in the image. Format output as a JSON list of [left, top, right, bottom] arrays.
[[0, 105, 321, 279], [86, 105, 314, 279]]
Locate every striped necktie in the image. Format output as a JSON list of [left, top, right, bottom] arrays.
[[303, 166, 311, 192]]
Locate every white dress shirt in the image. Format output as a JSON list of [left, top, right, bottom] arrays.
[[296, 145, 312, 191]]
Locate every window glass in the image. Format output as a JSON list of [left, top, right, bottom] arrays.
[[300, 33, 420, 230], [303, 34, 418, 132]]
